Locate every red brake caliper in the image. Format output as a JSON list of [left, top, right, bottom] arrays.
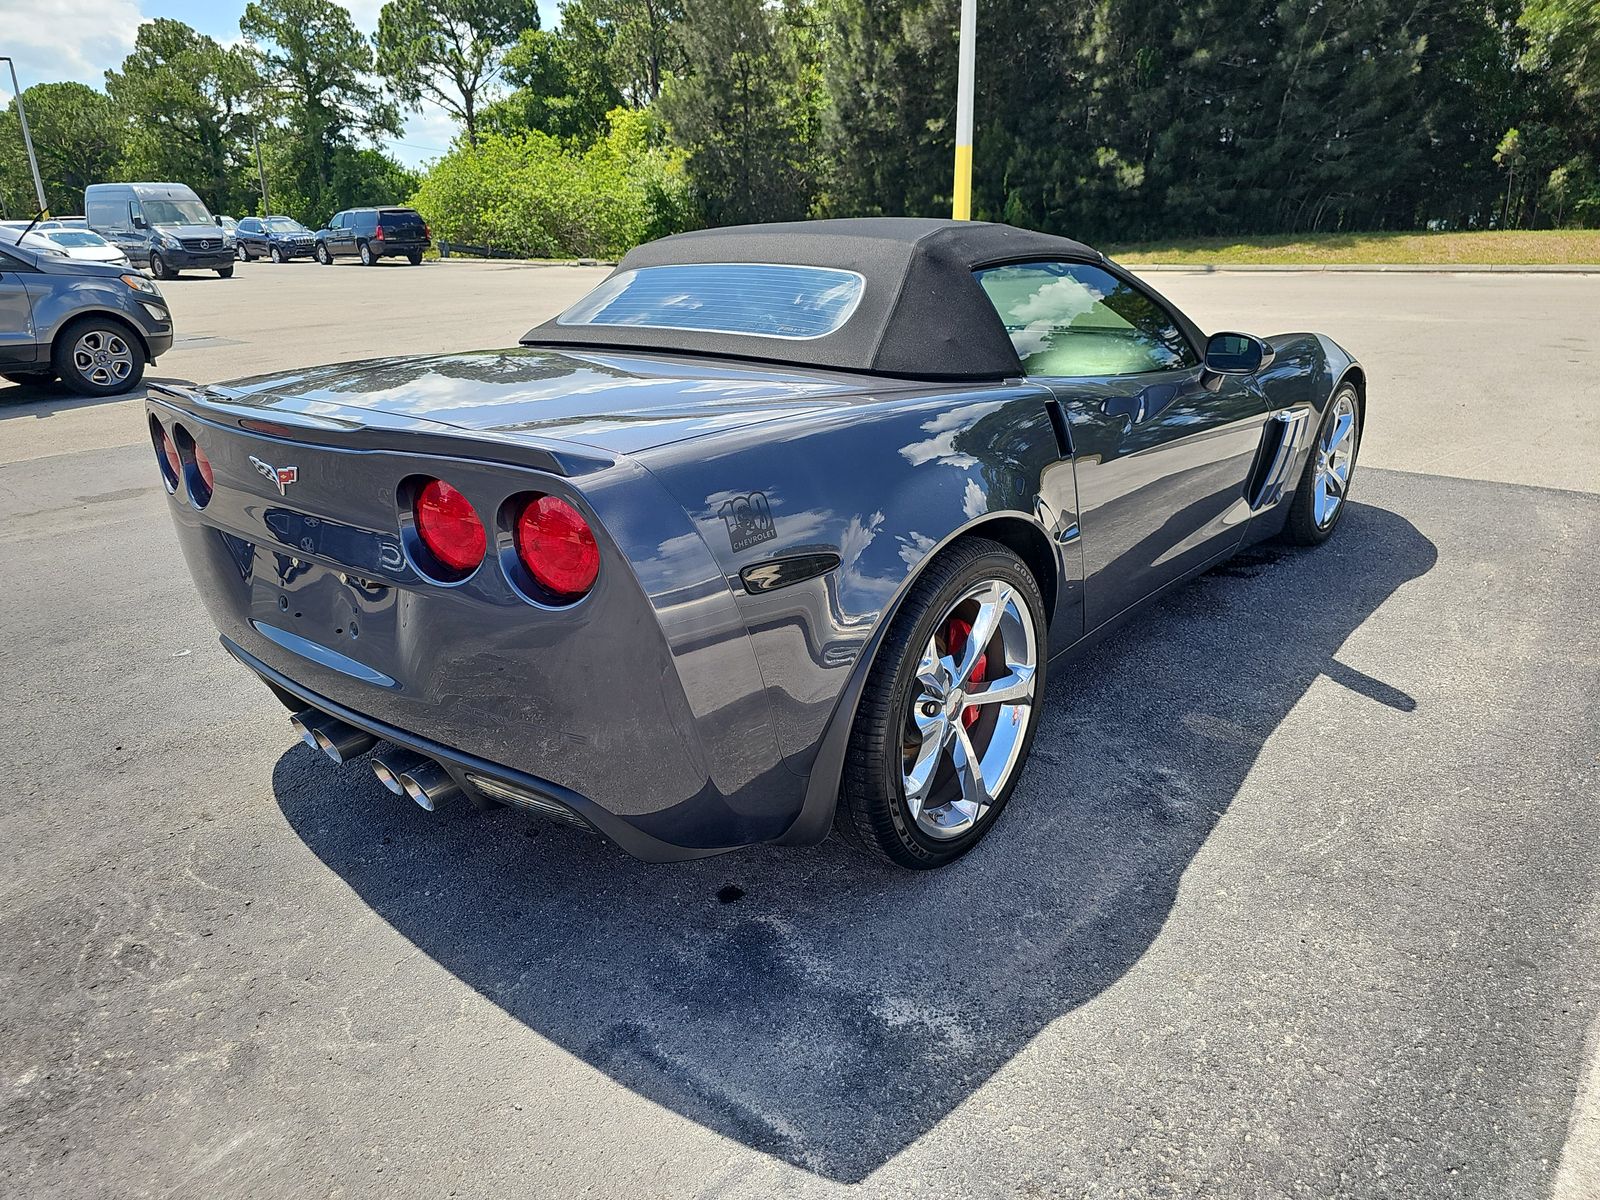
[[945, 616, 987, 728]]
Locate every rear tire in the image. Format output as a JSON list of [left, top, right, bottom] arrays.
[[837, 537, 1046, 869], [406, 251, 422, 265], [315, 243, 332, 264], [1284, 383, 1361, 546], [358, 241, 375, 265], [53, 318, 145, 397]]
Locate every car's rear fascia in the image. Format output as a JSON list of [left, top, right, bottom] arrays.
[[147, 383, 802, 860]]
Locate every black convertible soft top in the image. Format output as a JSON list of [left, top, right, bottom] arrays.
[[521, 218, 1106, 380]]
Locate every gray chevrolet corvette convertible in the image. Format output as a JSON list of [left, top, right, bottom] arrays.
[[148, 218, 1364, 868]]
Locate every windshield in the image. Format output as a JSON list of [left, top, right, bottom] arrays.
[[558, 263, 865, 340], [141, 198, 213, 226], [263, 218, 307, 233], [44, 230, 110, 248]]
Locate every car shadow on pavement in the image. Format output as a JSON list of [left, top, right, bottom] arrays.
[[272, 499, 1436, 1183]]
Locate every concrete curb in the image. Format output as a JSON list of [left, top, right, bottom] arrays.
[[1120, 262, 1600, 274]]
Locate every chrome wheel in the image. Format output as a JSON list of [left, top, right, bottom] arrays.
[[901, 579, 1039, 839], [72, 328, 135, 388], [1312, 393, 1359, 528]]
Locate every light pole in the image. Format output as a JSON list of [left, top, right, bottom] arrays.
[[253, 125, 271, 214], [951, 0, 976, 220], [0, 57, 48, 214]]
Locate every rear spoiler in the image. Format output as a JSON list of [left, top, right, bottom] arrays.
[[146, 380, 619, 479]]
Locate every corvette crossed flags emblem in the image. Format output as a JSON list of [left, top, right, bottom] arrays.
[[249, 455, 299, 496]]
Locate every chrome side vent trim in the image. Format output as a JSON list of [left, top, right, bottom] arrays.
[[1250, 408, 1311, 510]]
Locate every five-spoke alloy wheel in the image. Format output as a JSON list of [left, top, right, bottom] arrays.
[[1286, 382, 1362, 545], [840, 537, 1045, 868]]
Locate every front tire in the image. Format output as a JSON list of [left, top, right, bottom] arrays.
[[315, 243, 332, 264], [838, 537, 1046, 869], [1284, 383, 1361, 545], [53, 318, 145, 397], [270, 245, 284, 264], [216, 265, 234, 278], [149, 252, 172, 281]]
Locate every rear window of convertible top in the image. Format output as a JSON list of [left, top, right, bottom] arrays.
[[556, 263, 865, 340]]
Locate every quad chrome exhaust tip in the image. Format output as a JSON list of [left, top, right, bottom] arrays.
[[290, 709, 377, 764], [370, 753, 459, 812]]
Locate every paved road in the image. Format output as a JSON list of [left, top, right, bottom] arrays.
[[1, 262, 1596, 1198]]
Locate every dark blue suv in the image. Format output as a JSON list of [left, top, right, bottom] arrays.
[[236, 216, 315, 263]]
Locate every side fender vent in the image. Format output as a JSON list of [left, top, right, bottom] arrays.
[[1247, 409, 1311, 510]]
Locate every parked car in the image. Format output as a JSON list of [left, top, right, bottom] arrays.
[[216, 215, 238, 237], [2, 224, 130, 267], [84, 182, 234, 280], [0, 234, 172, 395], [236, 216, 315, 263], [146, 218, 1366, 868], [313, 207, 429, 265]]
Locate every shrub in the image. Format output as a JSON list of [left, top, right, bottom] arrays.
[[410, 109, 693, 259]]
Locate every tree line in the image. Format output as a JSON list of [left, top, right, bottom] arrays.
[[2, 0, 1596, 254]]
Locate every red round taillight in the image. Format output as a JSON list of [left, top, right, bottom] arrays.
[[413, 478, 486, 573], [515, 496, 599, 600], [194, 443, 215, 492]]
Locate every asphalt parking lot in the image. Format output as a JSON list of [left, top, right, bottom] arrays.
[[1, 259, 1597, 1198]]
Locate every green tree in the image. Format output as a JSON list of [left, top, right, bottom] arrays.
[[819, 0, 969, 219], [411, 107, 689, 255], [660, 0, 817, 224], [481, 22, 623, 142], [0, 83, 125, 217], [242, 0, 402, 221], [572, 0, 686, 104], [374, 0, 541, 146], [105, 19, 262, 218]]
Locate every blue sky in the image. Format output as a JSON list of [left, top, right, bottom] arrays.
[[4, 0, 562, 167]]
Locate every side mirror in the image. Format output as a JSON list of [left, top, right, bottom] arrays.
[[214, 215, 223, 226], [1204, 332, 1273, 375], [131, 216, 147, 230]]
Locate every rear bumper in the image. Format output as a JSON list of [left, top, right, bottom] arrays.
[[225, 637, 729, 863]]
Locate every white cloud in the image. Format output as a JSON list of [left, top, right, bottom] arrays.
[[1, 0, 142, 89]]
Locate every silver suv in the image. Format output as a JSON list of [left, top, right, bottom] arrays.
[[0, 236, 174, 396]]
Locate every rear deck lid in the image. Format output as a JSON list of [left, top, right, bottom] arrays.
[[201, 347, 877, 455]]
